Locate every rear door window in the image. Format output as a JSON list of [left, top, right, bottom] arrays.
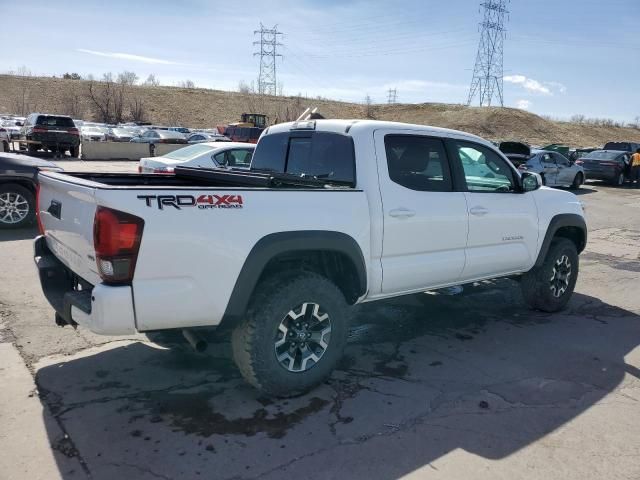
[[251, 131, 355, 184]]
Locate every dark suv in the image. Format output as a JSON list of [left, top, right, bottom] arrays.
[[20, 113, 80, 157], [603, 142, 640, 154]]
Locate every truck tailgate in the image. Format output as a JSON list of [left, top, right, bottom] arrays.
[[37, 172, 100, 285]]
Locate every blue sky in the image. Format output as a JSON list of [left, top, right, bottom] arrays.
[[1, 0, 639, 121]]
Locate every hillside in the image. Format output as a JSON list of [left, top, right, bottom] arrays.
[[1, 74, 638, 148]]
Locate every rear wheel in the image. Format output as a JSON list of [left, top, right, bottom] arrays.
[[232, 271, 349, 397], [69, 146, 79, 158], [570, 173, 583, 190], [27, 144, 39, 154], [0, 184, 35, 229], [521, 238, 578, 312]]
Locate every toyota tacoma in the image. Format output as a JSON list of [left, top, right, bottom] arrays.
[[34, 120, 587, 396]]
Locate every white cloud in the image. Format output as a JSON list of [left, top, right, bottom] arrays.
[[516, 99, 532, 110], [503, 75, 568, 97], [77, 49, 183, 65], [503, 75, 551, 95]]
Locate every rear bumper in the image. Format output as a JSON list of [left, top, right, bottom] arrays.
[[34, 236, 136, 335], [583, 170, 617, 181], [27, 133, 80, 148]]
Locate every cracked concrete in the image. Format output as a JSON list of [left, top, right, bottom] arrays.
[[1, 175, 640, 480]]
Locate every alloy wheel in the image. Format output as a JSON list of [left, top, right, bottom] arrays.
[[0, 192, 30, 224], [549, 254, 572, 298], [274, 302, 332, 373]]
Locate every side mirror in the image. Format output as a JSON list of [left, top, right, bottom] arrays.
[[521, 171, 542, 192]]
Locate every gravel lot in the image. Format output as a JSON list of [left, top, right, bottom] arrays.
[[1, 162, 639, 480]]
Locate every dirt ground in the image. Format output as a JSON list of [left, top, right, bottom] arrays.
[[1, 161, 639, 480]]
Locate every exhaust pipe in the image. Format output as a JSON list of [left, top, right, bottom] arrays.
[[182, 329, 207, 353]]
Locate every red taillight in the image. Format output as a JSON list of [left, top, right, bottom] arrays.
[[137, 165, 142, 173], [68, 127, 79, 135], [574, 160, 583, 166], [93, 207, 144, 285], [32, 127, 47, 133], [35, 183, 44, 235]]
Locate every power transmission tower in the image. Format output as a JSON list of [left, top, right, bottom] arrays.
[[466, 1, 509, 107], [253, 24, 283, 96], [387, 88, 398, 104]]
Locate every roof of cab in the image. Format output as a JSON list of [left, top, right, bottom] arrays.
[[264, 119, 493, 148]]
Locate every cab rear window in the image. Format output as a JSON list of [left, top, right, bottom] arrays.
[[251, 131, 355, 185]]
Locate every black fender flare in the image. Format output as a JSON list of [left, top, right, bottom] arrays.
[[222, 230, 367, 323], [535, 213, 587, 267]]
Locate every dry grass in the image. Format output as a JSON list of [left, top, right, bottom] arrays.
[[1, 74, 638, 148]]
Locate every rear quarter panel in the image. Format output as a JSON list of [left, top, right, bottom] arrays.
[[97, 188, 371, 331]]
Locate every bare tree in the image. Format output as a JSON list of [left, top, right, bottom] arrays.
[[129, 97, 146, 122], [10, 66, 33, 115], [60, 83, 83, 118], [87, 73, 116, 123], [178, 79, 195, 89], [117, 71, 138, 86], [143, 74, 160, 87]]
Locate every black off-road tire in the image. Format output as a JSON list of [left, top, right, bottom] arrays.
[[570, 173, 583, 190], [27, 144, 39, 154], [0, 183, 35, 229], [69, 146, 80, 158], [521, 238, 578, 313], [231, 271, 349, 397]]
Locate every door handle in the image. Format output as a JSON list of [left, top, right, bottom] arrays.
[[469, 206, 489, 216], [389, 208, 415, 218]]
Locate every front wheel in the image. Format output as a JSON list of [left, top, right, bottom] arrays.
[[570, 173, 583, 190], [521, 238, 578, 312], [232, 271, 349, 397]]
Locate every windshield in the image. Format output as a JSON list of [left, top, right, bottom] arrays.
[[584, 151, 621, 161], [163, 143, 217, 161]]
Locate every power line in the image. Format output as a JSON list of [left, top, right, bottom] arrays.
[[467, 0, 509, 107], [254, 23, 283, 96]]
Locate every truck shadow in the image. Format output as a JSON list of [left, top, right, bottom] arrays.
[[0, 225, 38, 242], [36, 282, 640, 479]]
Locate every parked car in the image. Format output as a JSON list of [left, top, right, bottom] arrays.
[[0, 127, 10, 152], [0, 152, 62, 228], [35, 119, 587, 396], [130, 130, 187, 144], [1, 120, 23, 140], [80, 126, 107, 142], [580, 150, 631, 186], [500, 142, 585, 189], [106, 127, 135, 142], [569, 148, 598, 162], [168, 127, 191, 134], [603, 141, 640, 153], [19, 113, 80, 157], [138, 142, 254, 173], [187, 132, 231, 143]]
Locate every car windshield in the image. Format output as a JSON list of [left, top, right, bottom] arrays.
[[584, 151, 621, 161], [163, 144, 217, 161]]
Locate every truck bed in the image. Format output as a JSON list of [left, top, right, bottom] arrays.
[[53, 167, 356, 190]]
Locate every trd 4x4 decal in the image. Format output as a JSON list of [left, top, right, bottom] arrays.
[[138, 194, 243, 210]]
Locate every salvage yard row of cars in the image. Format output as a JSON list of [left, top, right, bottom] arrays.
[[0, 113, 233, 157]]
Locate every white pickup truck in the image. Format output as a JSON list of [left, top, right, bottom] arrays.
[[35, 119, 587, 396]]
